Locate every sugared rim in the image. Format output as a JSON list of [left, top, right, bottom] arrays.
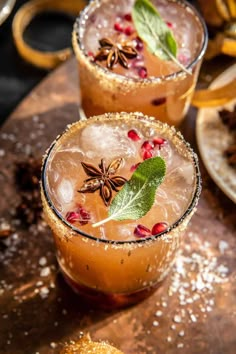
[[41, 112, 202, 245], [72, 0, 208, 83]]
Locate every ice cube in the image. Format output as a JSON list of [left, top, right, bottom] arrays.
[[57, 179, 74, 204], [178, 162, 194, 185], [80, 124, 137, 159]]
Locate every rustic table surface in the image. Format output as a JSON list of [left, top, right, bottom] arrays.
[[0, 56, 235, 354]]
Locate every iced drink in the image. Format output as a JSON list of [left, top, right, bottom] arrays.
[[41, 112, 201, 308], [72, 0, 208, 125]]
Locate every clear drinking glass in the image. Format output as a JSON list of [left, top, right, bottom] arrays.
[[41, 112, 201, 309], [72, 0, 208, 126]]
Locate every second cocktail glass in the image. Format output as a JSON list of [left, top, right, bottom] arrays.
[[72, 0, 208, 125]]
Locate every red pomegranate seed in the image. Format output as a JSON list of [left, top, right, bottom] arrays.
[[142, 150, 153, 160], [141, 140, 154, 150], [130, 162, 141, 172], [134, 224, 151, 238], [138, 66, 148, 79], [166, 21, 173, 28], [151, 222, 168, 235], [151, 97, 166, 106], [178, 53, 190, 66], [124, 26, 134, 35], [128, 129, 141, 141], [79, 208, 91, 225], [66, 205, 90, 225], [66, 211, 80, 224], [135, 37, 144, 51], [124, 13, 132, 21], [114, 22, 123, 32], [132, 57, 145, 69], [153, 137, 166, 147]]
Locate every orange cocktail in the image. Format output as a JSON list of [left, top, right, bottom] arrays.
[[41, 112, 201, 308], [72, 0, 207, 125]]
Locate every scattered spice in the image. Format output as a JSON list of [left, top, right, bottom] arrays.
[[95, 37, 138, 69], [218, 105, 236, 167], [14, 158, 42, 225], [78, 158, 127, 206]]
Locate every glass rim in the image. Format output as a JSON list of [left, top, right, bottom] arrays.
[[72, 0, 208, 83], [41, 113, 202, 245]]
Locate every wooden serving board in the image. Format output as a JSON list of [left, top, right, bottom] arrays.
[[0, 57, 235, 354]]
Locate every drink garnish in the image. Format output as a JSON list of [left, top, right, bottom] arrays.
[[95, 37, 138, 69], [78, 158, 127, 206], [66, 204, 91, 225], [132, 0, 191, 75], [92, 156, 166, 227]]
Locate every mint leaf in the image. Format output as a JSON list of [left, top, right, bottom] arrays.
[[92, 157, 166, 227], [132, 0, 191, 74]]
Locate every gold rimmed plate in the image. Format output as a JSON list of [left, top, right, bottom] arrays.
[[196, 63, 236, 203]]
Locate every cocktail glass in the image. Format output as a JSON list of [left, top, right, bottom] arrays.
[[72, 0, 208, 125], [41, 112, 201, 309]]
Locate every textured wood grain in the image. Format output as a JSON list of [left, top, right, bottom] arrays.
[[0, 57, 235, 354]]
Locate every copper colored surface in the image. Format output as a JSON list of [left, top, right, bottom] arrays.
[[0, 57, 236, 354]]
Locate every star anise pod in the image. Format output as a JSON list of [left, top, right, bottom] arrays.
[[95, 37, 138, 69], [78, 158, 127, 206]]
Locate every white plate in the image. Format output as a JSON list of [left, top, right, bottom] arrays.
[[196, 64, 236, 204]]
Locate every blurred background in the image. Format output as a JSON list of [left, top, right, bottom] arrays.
[[0, 0, 76, 126]]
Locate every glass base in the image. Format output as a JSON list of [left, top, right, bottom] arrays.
[[61, 270, 161, 310]]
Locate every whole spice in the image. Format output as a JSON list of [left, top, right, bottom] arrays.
[[78, 158, 127, 206], [95, 37, 138, 69]]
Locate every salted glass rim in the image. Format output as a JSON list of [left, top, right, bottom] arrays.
[[72, 0, 208, 83], [41, 113, 202, 245]]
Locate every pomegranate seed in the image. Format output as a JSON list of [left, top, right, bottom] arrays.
[[128, 129, 141, 141], [132, 57, 145, 69], [142, 150, 153, 160], [79, 208, 91, 225], [166, 21, 173, 28], [178, 53, 190, 66], [141, 140, 154, 150], [134, 224, 151, 238], [138, 66, 147, 79], [124, 26, 133, 36], [130, 162, 141, 172], [66, 205, 90, 225], [66, 211, 80, 224], [124, 13, 132, 21], [152, 222, 168, 235], [135, 37, 144, 51], [151, 97, 166, 106], [114, 22, 123, 32], [153, 137, 166, 147]]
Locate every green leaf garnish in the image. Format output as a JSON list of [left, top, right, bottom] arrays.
[[92, 156, 166, 227], [132, 0, 191, 75]]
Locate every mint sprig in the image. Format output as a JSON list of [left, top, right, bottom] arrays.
[[92, 156, 166, 227], [132, 0, 191, 75]]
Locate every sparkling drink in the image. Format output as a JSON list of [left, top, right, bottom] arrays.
[[41, 112, 201, 308], [72, 0, 208, 125]]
